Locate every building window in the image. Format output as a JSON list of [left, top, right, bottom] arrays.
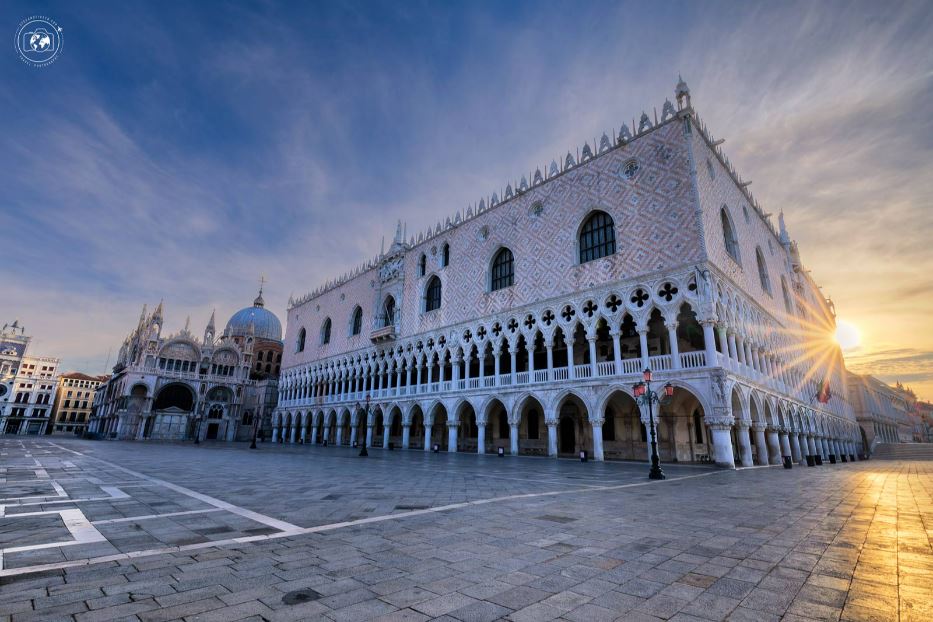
[[296, 328, 306, 353], [419, 254, 427, 277], [756, 247, 771, 295], [321, 318, 332, 345], [781, 277, 793, 314], [579, 211, 616, 263], [442, 243, 450, 267], [382, 296, 396, 327], [490, 247, 514, 291], [425, 276, 442, 312], [351, 307, 363, 335], [721, 207, 740, 263]]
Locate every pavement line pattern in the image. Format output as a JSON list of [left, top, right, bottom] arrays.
[[1, 444, 724, 578], [91, 508, 224, 525]]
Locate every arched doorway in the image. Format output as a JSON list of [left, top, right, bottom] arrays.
[[656, 386, 707, 462], [556, 392, 590, 456], [409, 405, 425, 449], [516, 395, 546, 456], [427, 403, 448, 450], [484, 398, 508, 453], [601, 389, 642, 460]]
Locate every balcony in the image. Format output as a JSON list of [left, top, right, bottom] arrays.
[[280, 350, 723, 408], [370, 325, 396, 343]]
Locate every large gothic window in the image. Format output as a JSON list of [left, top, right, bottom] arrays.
[[781, 277, 793, 314], [351, 307, 363, 335], [491, 247, 514, 291], [756, 247, 772, 295], [321, 318, 332, 345], [296, 328, 306, 352], [425, 276, 442, 312], [382, 296, 396, 327], [579, 211, 616, 263], [721, 207, 740, 263]]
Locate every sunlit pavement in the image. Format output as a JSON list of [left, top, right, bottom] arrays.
[[0, 438, 931, 621]]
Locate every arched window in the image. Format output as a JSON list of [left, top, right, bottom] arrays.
[[382, 296, 395, 327], [425, 276, 442, 312], [781, 277, 793, 314], [442, 243, 450, 267], [321, 318, 331, 345], [721, 208, 740, 263], [351, 307, 363, 335], [756, 247, 771, 295], [490, 247, 514, 291], [296, 328, 306, 353], [579, 211, 616, 263], [419, 254, 426, 277]]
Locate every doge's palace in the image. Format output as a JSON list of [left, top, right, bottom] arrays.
[[275, 79, 860, 467]]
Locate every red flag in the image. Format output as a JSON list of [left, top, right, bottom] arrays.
[[817, 378, 832, 403]]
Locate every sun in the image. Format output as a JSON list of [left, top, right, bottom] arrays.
[[834, 320, 861, 351]]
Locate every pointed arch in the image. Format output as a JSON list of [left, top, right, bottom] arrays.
[[579, 210, 616, 263]]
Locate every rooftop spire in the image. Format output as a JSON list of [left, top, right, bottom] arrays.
[[254, 275, 266, 307]]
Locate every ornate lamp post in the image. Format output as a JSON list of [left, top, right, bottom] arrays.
[[249, 411, 260, 449], [633, 368, 674, 480], [359, 394, 370, 457]]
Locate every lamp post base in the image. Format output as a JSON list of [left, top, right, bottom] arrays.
[[649, 466, 665, 480]]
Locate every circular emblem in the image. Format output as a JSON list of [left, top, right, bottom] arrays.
[[15, 16, 63, 67]]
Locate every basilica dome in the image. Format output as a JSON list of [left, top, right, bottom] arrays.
[[225, 292, 282, 342]]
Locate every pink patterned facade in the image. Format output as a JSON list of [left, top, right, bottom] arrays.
[[275, 80, 860, 468]]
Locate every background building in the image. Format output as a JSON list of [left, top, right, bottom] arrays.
[[50, 372, 109, 436], [0, 320, 61, 435], [89, 289, 282, 442], [847, 372, 916, 450], [274, 80, 861, 467]]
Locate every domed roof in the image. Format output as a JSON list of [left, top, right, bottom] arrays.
[[225, 290, 282, 342]]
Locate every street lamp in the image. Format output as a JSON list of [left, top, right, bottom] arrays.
[[632, 368, 674, 480], [249, 411, 259, 449], [360, 394, 370, 457]]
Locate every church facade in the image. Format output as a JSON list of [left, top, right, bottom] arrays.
[[274, 80, 861, 467], [89, 291, 282, 442]]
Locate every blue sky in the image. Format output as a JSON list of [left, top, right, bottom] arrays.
[[1, 1, 932, 398]]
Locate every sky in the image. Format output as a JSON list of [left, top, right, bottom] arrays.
[[1, 1, 931, 400]]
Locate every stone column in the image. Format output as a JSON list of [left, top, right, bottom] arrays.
[[509, 348, 517, 385], [806, 435, 817, 458], [821, 437, 830, 459], [272, 423, 279, 443], [383, 425, 391, 449], [667, 323, 681, 369], [735, 421, 754, 467], [752, 422, 769, 465], [476, 422, 486, 454], [566, 338, 576, 379], [701, 321, 717, 367], [546, 345, 554, 380], [447, 422, 458, 452], [335, 425, 343, 446], [493, 349, 501, 386], [592, 421, 605, 461], [310, 421, 318, 444], [349, 424, 357, 447], [290, 423, 297, 443], [727, 332, 739, 370], [510, 422, 519, 455], [300, 420, 307, 443], [588, 338, 598, 376], [415, 362, 422, 393], [709, 424, 736, 468], [779, 432, 791, 459], [401, 424, 410, 449], [611, 331, 623, 375], [365, 424, 373, 448], [423, 424, 431, 452], [790, 433, 802, 463], [766, 429, 781, 464], [638, 330, 650, 369], [547, 421, 558, 457]]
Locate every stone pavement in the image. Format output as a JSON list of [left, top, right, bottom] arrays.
[[0, 438, 931, 621]]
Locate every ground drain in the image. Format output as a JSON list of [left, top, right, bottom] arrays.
[[282, 589, 322, 605]]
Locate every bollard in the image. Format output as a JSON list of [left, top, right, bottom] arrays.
[[850, 454, 856, 462], [580, 450, 588, 463], [497, 447, 504, 457], [815, 455, 823, 465], [432, 444, 440, 453], [841, 454, 847, 463], [783, 456, 793, 469], [829, 454, 836, 464], [806, 455, 815, 467]]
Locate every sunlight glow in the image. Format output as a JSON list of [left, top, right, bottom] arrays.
[[834, 320, 861, 351]]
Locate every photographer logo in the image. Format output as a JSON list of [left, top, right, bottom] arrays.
[[15, 16, 62, 67]]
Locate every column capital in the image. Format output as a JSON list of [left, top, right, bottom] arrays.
[[751, 421, 768, 431], [734, 419, 750, 429], [664, 321, 679, 331], [705, 409, 733, 429]]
